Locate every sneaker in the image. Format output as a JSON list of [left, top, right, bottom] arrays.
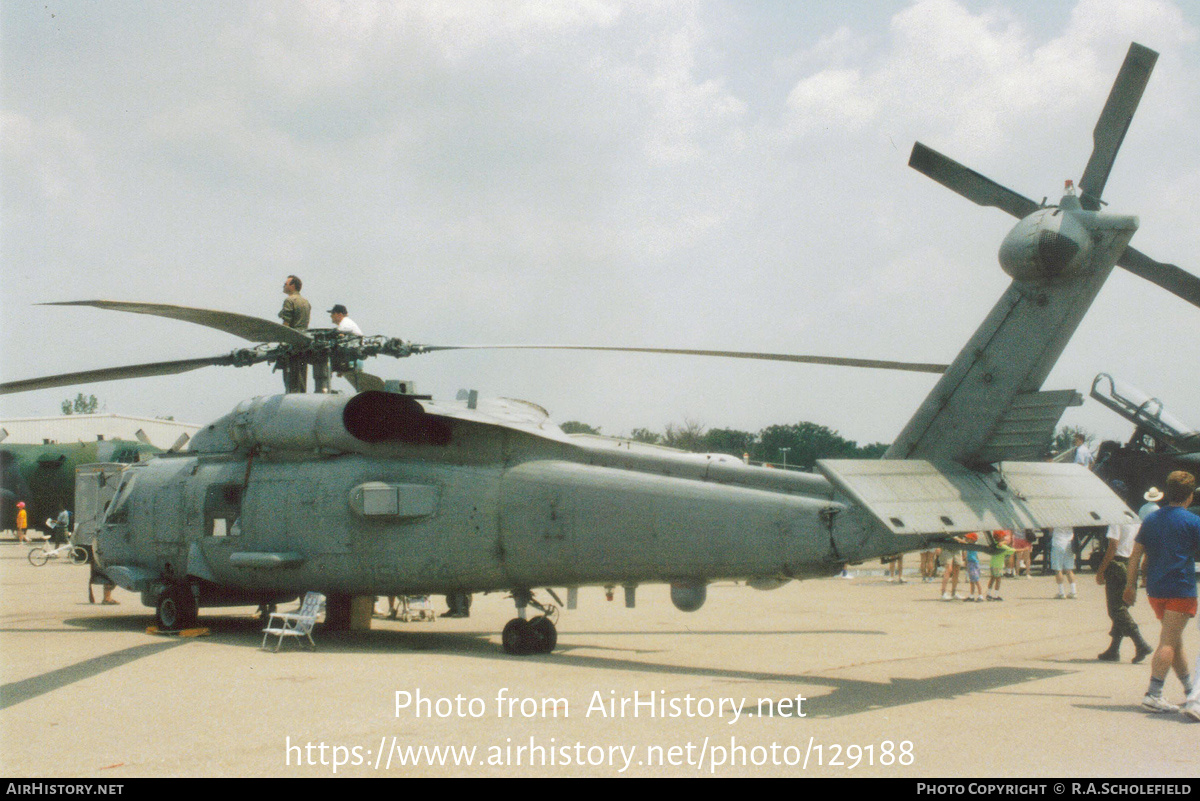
[[1141, 694, 1179, 713], [1055, 592, 1066, 600], [942, 592, 952, 601], [1183, 701, 1200, 722], [954, 593, 965, 601], [1132, 643, 1153, 664]]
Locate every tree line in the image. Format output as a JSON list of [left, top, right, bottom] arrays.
[[560, 419, 1095, 471], [559, 419, 888, 470]]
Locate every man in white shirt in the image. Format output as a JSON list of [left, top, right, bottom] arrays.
[[1095, 518, 1153, 663], [329, 304, 363, 335], [1073, 434, 1094, 469]]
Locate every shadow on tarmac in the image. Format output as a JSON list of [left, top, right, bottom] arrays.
[[3, 612, 1069, 719]]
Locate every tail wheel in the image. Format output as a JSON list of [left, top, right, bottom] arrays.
[[155, 586, 198, 630], [28, 548, 49, 567], [69, 546, 90, 565]]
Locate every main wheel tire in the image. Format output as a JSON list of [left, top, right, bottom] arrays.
[[501, 618, 532, 655], [528, 616, 557, 654], [69, 546, 90, 565], [156, 586, 198, 630], [28, 548, 49, 567]]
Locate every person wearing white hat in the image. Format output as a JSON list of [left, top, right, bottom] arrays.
[[1139, 487, 1163, 521]]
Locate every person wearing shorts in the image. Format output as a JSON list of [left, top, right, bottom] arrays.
[[1049, 527, 1077, 598], [938, 536, 967, 600], [987, 530, 1016, 601], [1124, 471, 1200, 715]]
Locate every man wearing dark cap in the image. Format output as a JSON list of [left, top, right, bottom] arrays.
[[326, 304, 365, 387], [329, 304, 363, 336]]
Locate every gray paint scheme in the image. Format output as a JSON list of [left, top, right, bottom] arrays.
[[68, 42, 1190, 636]]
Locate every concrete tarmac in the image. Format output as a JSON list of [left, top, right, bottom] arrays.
[[1, 541, 1195, 778]]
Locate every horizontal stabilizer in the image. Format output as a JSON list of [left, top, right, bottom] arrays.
[[816, 459, 1137, 536], [973, 390, 1082, 464]]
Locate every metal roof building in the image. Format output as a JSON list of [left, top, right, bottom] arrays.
[[0, 414, 201, 449]]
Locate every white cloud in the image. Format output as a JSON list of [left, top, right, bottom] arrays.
[[778, 0, 1198, 157]]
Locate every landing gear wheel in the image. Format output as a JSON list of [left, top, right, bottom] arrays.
[[528, 616, 557, 653], [69, 546, 90, 565], [27, 548, 49, 567], [502, 618, 532, 655], [156, 586, 198, 630]]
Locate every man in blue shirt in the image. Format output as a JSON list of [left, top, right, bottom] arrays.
[[1124, 471, 1200, 716]]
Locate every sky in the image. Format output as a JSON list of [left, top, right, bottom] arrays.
[[2, 0, 1198, 450]]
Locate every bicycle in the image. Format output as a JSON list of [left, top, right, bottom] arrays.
[[27, 541, 89, 567]]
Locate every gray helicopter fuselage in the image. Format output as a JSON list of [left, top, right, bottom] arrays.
[[92, 392, 891, 608]]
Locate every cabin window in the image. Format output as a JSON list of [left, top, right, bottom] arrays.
[[205, 484, 243, 537]]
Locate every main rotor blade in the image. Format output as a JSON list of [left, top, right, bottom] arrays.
[[1078, 43, 1157, 211], [414, 345, 948, 374], [0, 355, 243, 395], [41, 301, 312, 346], [1118, 246, 1200, 310], [909, 142, 1040, 220]]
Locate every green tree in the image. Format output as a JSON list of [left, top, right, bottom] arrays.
[[857, 442, 890, 459], [757, 422, 861, 470], [663, 419, 707, 452], [561, 421, 602, 435], [702, 428, 757, 458], [628, 427, 662, 445], [61, 393, 99, 415]]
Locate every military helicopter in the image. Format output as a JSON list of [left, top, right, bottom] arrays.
[[3, 42, 1197, 655]]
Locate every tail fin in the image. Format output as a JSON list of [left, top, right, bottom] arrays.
[[889, 43, 1172, 466], [884, 224, 1133, 465]]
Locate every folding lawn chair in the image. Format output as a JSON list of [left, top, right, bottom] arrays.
[[261, 591, 324, 651]]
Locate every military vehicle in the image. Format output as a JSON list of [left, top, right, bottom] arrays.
[[2, 42, 1196, 654], [0, 438, 159, 532], [1091, 373, 1200, 508]]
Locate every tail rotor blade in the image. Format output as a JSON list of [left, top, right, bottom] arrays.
[[1117, 247, 1200, 310], [909, 143, 1039, 219], [1078, 43, 1158, 210]]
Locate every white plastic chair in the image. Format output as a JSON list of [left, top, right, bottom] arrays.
[[261, 592, 324, 651]]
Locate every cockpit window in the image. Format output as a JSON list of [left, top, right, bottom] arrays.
[[104, 472, 138, 524]]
